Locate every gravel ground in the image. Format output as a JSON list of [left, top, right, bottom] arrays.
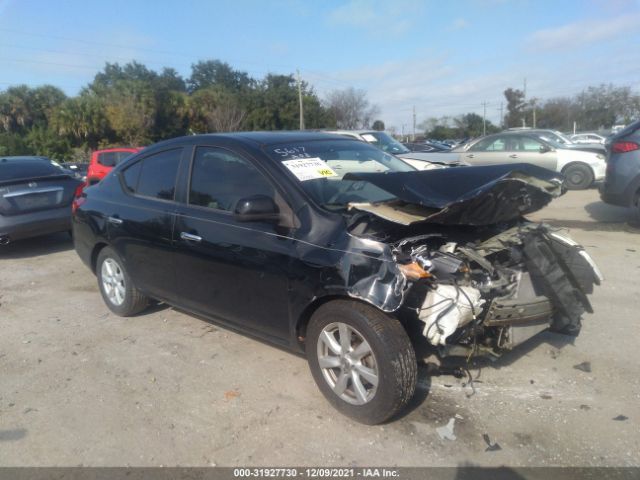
[[0, 188, 639, 467]]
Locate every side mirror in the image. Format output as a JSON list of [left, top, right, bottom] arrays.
[[539, 144, 552, 153], [234, 195, 280, 222]]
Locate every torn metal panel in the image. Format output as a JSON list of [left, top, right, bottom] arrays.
[[345, 163, 564, 226]]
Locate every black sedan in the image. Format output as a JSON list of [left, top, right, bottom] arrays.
[[73, 132, 601, 424], [1, 156, 82, 245]]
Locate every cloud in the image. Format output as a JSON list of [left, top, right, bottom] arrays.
[[526, 13, 640, 51], [327, 0, 424, 35], [450, 18, 469, 30]]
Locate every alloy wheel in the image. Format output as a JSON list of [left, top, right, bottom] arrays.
[[101, 258, 126, 306], [316, 322, 379, 405]]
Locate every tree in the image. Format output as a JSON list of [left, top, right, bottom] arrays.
[[324, 87, 379, 129], [372, 120, 385, 131], [454, 113, 499, 138], [188, 60, 252, 93], [503, 88, 526, 128], [188, 87, 246, 133], [51, 93, 110, 149], [0, 85, 66, 134]]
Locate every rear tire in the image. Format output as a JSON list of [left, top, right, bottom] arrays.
[[96, 247, 149, 316], [563, 163, 594, 190], [306, 300, 417, 425], [632, 190, 640, 226]]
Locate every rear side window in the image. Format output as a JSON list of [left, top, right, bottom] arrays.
[[123, 149, 182, 200], [189, 147, 274, 211]]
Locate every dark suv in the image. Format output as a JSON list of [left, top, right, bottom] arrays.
[[600, 119, 640, 218], [73, 132, 600, 424]]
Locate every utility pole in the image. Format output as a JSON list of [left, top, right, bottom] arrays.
[[412, 106, 416, 141], [532, 99, 537, 128], [481, 101, 487, 136], [498, 102, 504, 129], [523, 77, 527, 99], [296, 69, 305, 130]]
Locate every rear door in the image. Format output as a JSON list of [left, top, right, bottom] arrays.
[[173, 145, 295, 342], [106, 148, 185, 301]]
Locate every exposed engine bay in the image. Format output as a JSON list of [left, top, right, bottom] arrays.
[[384, 223, 602, 357], [336, 164, 602, 358]]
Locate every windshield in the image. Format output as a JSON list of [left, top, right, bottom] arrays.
[[359, 131, 410, 154], [265, 139, 415, 209], [539, 130, 572, 145]]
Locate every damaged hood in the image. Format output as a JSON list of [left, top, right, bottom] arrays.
[[345, 163, 564, 226]]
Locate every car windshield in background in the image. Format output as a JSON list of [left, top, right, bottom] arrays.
[[265, 139, 414, 210], [361, 131, 411, 154], [536, 135, 563, 149], [0, 159, 67, 182], [540, 130, 572, 145]]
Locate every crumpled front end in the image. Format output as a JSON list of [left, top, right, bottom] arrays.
[[392, 223, 602, 357]]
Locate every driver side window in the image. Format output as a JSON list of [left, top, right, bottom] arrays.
[[189, 147, 275, 212]]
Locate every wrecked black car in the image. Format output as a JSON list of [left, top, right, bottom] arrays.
[[72, 132, 601, 424]]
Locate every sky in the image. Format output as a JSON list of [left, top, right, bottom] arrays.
[[1, 0, 640, 131]]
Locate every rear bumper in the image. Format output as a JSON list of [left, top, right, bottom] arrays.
[[0, 206, 72, 242]]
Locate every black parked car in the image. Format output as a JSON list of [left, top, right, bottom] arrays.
[[61, 162, 89, 181], [600, 119, 640, 219], [73, 132, 601, 424], [1, 156, 82, 245]]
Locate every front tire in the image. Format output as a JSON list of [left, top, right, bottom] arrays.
[[306, 300, 417, 425], [96, 247, 149, 316], [563, 163, 594, 190]]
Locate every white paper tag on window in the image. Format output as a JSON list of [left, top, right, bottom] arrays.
[[361, 134, 377, 142], [282, 158, 338, 181]]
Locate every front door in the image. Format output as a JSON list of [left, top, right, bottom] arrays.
[[173, 146, 295, 342]]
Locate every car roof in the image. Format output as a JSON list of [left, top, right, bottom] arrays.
[[0, 156, 50, 161], [147, 131, 353, 150]]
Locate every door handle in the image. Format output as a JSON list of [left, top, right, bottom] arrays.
[[180, 232, 202, 243], [466, 154, 475, 158], [509, 154, 518, 159], [107, 216, 123, 225]]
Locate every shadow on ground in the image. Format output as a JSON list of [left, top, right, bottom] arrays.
[[537, 201, 639, 233], [0, 233, 73, 259]]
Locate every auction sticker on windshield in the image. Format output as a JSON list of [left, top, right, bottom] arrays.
[[282, 158, 338, 181]]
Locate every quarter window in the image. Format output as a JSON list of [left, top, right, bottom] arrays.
[[122, 160, 142, 192], [189, 147, 274, 212]]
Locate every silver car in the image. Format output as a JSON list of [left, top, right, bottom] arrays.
[[453, 132, 606, 189]]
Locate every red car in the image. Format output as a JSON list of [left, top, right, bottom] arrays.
[[86, 148, 141, 185]]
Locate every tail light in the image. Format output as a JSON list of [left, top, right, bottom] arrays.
[[611, 141, 639, 153], [71, 183, 86, 214]]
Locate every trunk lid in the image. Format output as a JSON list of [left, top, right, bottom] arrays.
[[0, 175, 80, 215]]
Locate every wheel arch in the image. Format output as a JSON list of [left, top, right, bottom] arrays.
[[90, 242, 109, 273], [294, 295, 398, 352], [561, 161, 594, 177]]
